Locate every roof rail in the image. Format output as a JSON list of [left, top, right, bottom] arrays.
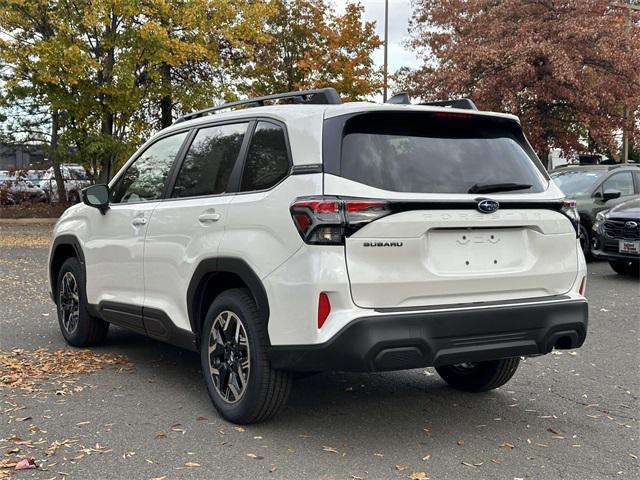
[[420, 98, 478, 110], [174, 88, 342, 123]]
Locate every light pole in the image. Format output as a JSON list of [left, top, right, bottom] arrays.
[[383, 0, 389, 102]]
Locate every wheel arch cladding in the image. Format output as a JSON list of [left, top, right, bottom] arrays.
[[50, 235, 85, 297], [187, 257, 270, 341]]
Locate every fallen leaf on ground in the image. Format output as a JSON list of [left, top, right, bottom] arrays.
[[395, 464, 409, 471], [409, 472, 429, 480], [246, 453, 263, 460], [0, 348, 132, 394], [457, 439, 465, 446], [322, 446, 339, 454], [15, 457, 37, 470], [499, 442, 515, 449]]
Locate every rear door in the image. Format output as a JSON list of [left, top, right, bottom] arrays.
[[143, 121, 251, 332], [323, 110, 578, 309]]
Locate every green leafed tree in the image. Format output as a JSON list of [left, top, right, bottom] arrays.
[[242, 0, 383, 101], [1, 0, 273, 181]]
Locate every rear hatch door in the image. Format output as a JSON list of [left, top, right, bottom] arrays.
[[323, 109, 578, 308]]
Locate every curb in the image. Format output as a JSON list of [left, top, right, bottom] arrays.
[[0, 218, 58, 225]]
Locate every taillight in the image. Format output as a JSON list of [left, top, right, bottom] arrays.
[[290, 197, 391, 245], [561, 199, 580, 238]]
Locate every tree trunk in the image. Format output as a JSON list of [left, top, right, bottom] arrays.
[[97, 13, 117, 183], [50, 110, 67, 202], [160, 62, 173, 128], [99, 110, 114, 183]]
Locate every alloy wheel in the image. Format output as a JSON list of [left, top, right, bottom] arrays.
[[59, 271, 80, 334], [207, 311, 250, 403]]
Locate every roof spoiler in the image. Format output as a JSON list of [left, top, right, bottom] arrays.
[[386, 92, 478, 111]]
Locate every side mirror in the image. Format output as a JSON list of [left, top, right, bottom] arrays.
[[602, 189, 621, 201], [81, 184, 110, 214]]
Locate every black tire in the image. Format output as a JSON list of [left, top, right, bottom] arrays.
[[56, 257, 109, 347], [435, 357, 520, 392], [200, 288, 291, 424], [609, 260, 640, 277], [579, 223, 591, 260]]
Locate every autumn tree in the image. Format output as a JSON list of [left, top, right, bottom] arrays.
[[243, 0, 382, 100], [399, 0, 640, 162], [135, 0, 272, 129], [1, 0, 272, 181]]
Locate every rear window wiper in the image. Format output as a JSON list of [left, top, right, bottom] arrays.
[[468, 183, 532, 194]]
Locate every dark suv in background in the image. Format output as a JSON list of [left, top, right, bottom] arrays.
[[592, 197, 640, 276], [550, 165, 640, 256]]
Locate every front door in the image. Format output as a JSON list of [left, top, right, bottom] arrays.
[[83, 131, 189, 328]]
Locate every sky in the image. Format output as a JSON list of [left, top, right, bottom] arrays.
[[334, 0, 422, 74]]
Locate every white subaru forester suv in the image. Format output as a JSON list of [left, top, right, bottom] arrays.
[[48, 88, 588, 424]]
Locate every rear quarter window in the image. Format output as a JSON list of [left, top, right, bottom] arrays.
[[326, 111, 548, 194]]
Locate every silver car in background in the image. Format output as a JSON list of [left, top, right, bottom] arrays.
[[40, 164, 92, 203]]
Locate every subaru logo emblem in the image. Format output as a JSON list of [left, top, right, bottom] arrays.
[[477, 199, 499, 214], [626, 221, 638, 229]]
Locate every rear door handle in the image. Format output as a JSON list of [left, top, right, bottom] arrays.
[[131, 217, 147, 226], [198, 212, 221, 223]]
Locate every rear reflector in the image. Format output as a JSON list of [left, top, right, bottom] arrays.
[[578, 276, 586, 296], [318, 292, 331, 329]]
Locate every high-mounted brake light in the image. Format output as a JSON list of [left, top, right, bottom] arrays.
[[432, 111, 474, 120], [560, 199, 581, 238], [290, 197, 392, 245]]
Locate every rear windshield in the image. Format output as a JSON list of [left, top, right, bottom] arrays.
[[333, 112, 547, 194]]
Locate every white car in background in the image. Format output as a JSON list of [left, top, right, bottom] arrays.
[[40, 164, 92, 203], [0, 172, 47, 203]]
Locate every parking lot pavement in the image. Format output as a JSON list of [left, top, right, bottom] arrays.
[[1, 222, 638, 480]]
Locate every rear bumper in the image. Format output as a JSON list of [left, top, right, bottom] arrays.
[[269, 297, 588, 372]]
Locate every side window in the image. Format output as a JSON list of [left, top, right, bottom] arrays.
[[111, 132, 188, 204], [602, 172, 634, 196], [172, 123, 248, 198], [240, 121, 290, 191]]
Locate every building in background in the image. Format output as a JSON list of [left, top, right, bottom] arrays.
[[0, 144, 48, 170]]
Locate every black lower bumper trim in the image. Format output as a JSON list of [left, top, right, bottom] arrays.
[[269, 299, 588, 372], [592, 249, 639, 262]]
